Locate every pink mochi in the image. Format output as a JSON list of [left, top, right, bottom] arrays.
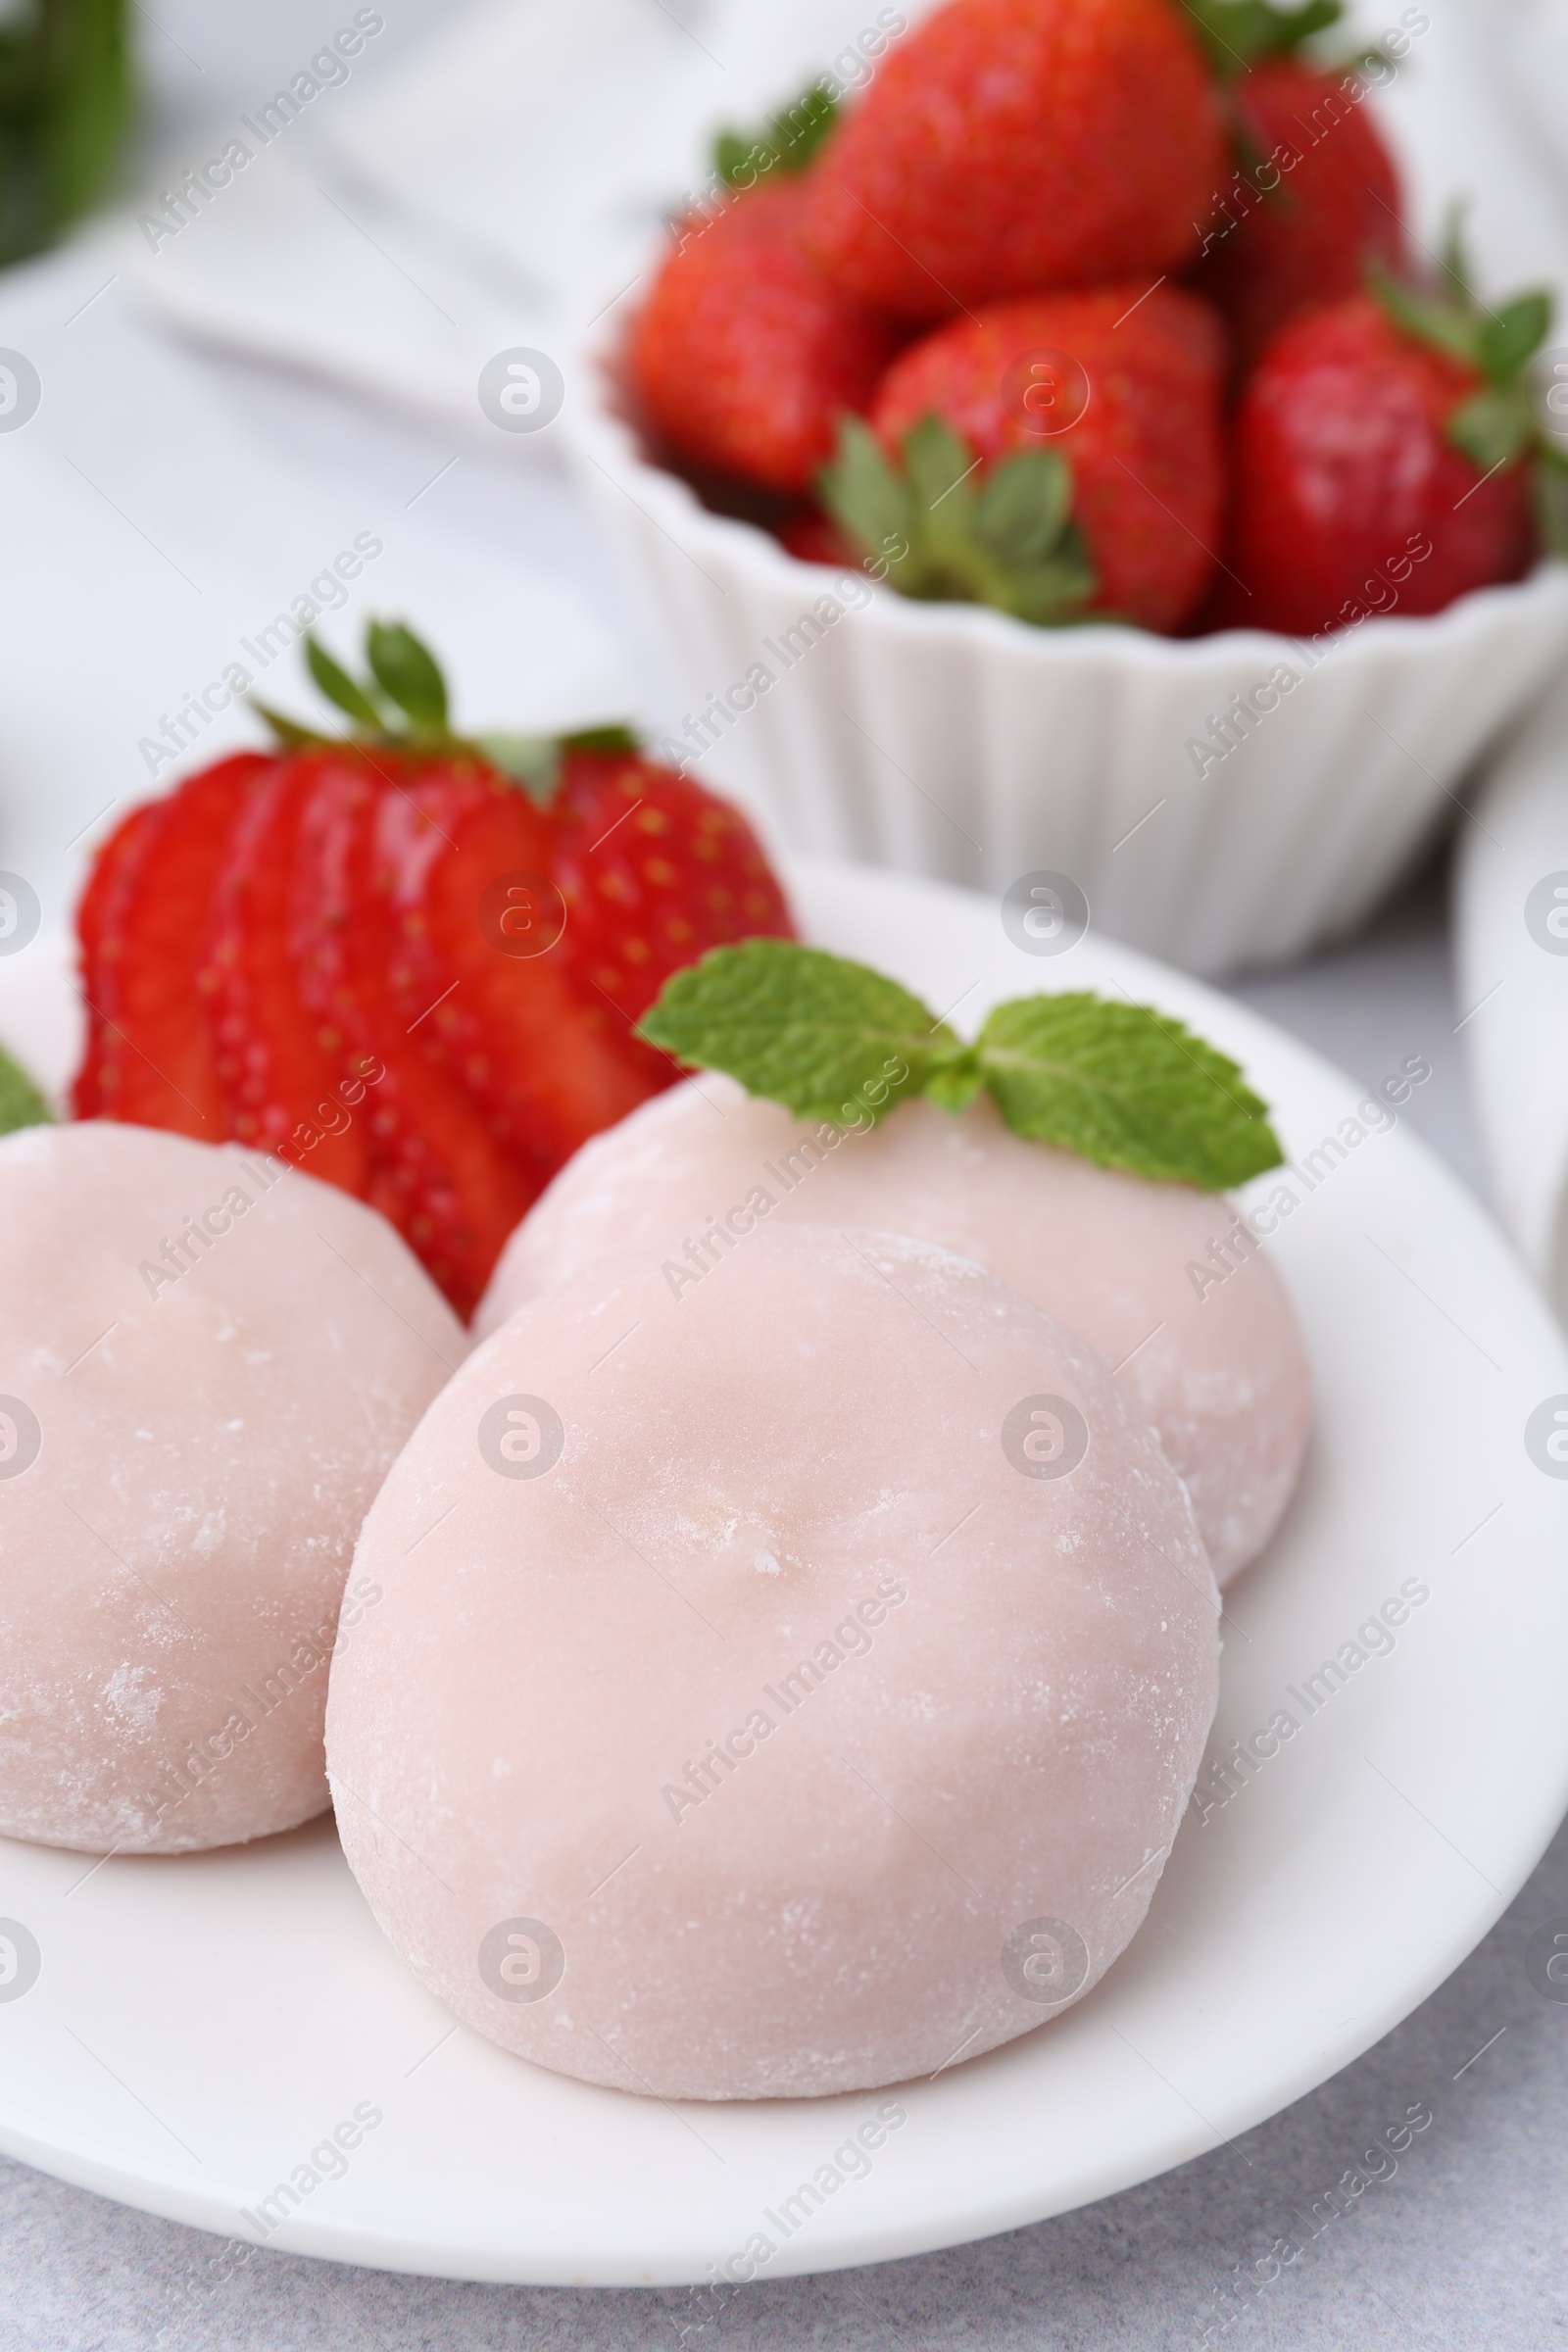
[[0, 1122, 466, 1855], [328, 1222, 1219, 2101], [477, 1080, 1309, 1585]]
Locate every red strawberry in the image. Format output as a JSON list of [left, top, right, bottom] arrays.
[[72, 800, 163, 1119], [803, 0, 1227, 322], [627, 177, 899, 494], [292, 748, 533, 1318], [548, 742, 796, 1043], [68, 624, 799, 1319], [87, 753, 272, 1138], [1220, 272, 1552, 636], [776, 508, 858, 567], [204, 760, 372, 1194], [823, 284, 1225, 633], [1196, 57, 1403, 373], [376, 754, 663, 1187]]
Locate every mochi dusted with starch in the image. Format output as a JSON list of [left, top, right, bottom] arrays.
[[0, 1122, 465, 1854], [328, 1221, 1219, 2101], [477, 1079, 1310, 1584]]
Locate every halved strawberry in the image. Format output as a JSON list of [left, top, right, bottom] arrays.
[[87, 753, 273, 1137]]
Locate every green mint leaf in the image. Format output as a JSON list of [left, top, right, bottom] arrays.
[[1447, 386, 1534, 472], [636, 941, 963, 1127], [0, 1040, 53, 1136], [474, 732, 562, 806], [305, 635, 386, 733], [1478, 290, 1552, 383], [366, 620, 449, 737], [976, 994, 1285, 1189]]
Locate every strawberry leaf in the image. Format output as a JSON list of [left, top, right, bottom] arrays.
[[474, 732, 562, 805], [252, 701, 332, 749], [818, 415, 1099, 628], [1448, 386, 1535, 472], [636, 941, 964, 1127], [562, 724, 643, 755], [367, 620, 449, 738], [1478, 292, 1551, 383], [975, 995, 1283, 1189], [0, 1040, 52, 1136], [816, 417, 916, 577], [637, 943, 1284, 1191], [713, 83, 837, 189], [305, 635, 387, 733], [1367, 261, 1483, 368], [1534, 446, 1568, 558], [1184, 0, 1342, 77]]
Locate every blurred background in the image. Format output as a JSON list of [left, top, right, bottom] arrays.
[[6, 2, 1568, 2343]]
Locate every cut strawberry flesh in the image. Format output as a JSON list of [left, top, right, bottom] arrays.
[[88, 754, 273, 1138], [293, 749, 533, 1317], [377, 760, 665, 1192], [206, 760, 371, 1195]]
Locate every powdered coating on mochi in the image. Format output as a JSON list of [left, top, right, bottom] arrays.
[[477, 1078, 1309, 1584], [329, 1222, 1219, 2101], [0, 1122, 466, 1854]]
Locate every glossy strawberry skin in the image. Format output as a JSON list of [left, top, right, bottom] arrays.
[[291, 749, 534, 1320], [1221, 295, 1536, 636], [72, 800, 163, 1120], [870, 285, 1227, 631], [627, 178, 899, 494], [205, 760, 371, 1194], [804, 0, 1226, 322], [376, 758, 663, 1189], [1196, 60, 1403, 374], [83, 754, 273, 1138], [549, 751, 797, 1055]]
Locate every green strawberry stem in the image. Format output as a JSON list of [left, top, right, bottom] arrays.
[[817, 414, 1100, 627], [252, 619, 642, 806], [1183, 0, 1348, 80], [712, 82, 837, 191], [1366, 225, 1568, 547], [637, 940, 1285, 1192]]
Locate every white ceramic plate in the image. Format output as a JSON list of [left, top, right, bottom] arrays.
[[1, 858, 1566, 2287]]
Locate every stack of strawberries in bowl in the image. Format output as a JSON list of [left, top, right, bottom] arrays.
[[565, 0, 1568, 974]]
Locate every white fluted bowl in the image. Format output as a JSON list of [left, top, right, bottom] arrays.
[[564, 379, 1568, 977]]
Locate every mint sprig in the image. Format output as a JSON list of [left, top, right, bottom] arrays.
[[0, 1040, 53, 1137], [637, 942, 1284, 1192], [816, 416, 1100, 628]]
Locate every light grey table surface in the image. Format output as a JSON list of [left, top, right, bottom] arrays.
[[2, 7, 1565, 2346]]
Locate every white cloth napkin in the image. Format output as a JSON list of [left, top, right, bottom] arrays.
[[115, 0, 1568, 438], [1455, 677, 1568, 1319]]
